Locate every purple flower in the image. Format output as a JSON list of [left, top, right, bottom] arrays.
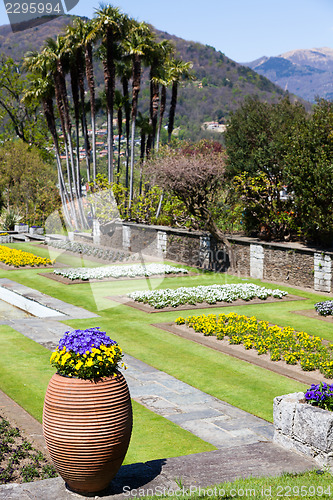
[[57, 327, 117, 355]]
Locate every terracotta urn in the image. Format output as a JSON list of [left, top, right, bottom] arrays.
[[43, 371, 132, 495]]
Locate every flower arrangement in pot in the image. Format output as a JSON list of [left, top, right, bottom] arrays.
[[43, 327, 132, 496]]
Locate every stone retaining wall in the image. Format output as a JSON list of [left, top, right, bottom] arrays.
[[273, 392, 333, 469], [93, 221, 333, 293]]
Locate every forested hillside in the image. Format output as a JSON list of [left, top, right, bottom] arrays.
[[0, 15, 299, 141]]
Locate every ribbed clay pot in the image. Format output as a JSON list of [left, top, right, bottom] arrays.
[[43, 371, 132, 495]]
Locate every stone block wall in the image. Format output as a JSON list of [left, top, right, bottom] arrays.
[[263, 247, 314, 288], [97, 221, 333, 293], [166, 231, 201, 267], [274, 392, 333, 469]]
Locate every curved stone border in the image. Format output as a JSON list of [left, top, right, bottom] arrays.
[[106, 294, 306, 314], [152, 322, 325, 386]]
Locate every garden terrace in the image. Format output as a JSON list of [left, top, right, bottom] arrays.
[[1, 241, 333, 491]]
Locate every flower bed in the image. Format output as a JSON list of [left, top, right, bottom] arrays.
[[53, 263, 188, 281], [315, 300, 333, 316], [0, 245, 54, 267], [46, 240, 129, 262], [128, 283, 287, 309], [175, 312, 333, 378]]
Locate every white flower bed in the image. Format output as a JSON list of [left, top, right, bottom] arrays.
[[128, 283, 288, 309], [54, 263, 188, 281]]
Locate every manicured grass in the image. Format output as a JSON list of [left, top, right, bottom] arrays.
[[143, 470, 333, 499], [0, 325, 215, 463]]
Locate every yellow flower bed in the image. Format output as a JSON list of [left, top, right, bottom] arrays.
[[0, 245, 54, 267], [175, 313, 333, 378]]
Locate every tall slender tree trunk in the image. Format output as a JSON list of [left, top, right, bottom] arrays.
[[129, 54, 141, 208], [42, 97, 71, 227], [77, 47, 91, 184], [168, 81, 178, 143], [149, 77, 159, 151], [156, 84, 166, 152], [85, 42, 97, 182], [117, 106, 122, 182], [69, 64, 82, 197], [104, 26, 115, 183], [122, 77, 130, 191]]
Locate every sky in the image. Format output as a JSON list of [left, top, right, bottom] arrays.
[[1, 0, 333, 62]]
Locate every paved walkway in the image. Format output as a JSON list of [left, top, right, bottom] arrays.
[[0, 280, 317, 498]]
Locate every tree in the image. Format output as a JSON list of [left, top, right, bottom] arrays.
[[225, 96, 307, 237], [123, 20, 153, 207], [167, 58, 193, 143], [22, 74, 71, 224], [0, 141, 61, 226], [64, 19, 92, 186], [285, 99, 333, 245], [146, 40, 174, 152], [94, 5, 126, 183], [225, 96, 306, 182], [0, 55, 48, 149], [147, 140, 236, 269]]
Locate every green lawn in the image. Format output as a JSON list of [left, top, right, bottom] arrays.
[[0, 242, 332, 452]]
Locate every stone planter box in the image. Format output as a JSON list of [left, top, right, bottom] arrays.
[[0, 235, 11, 243], [29, 226, 44, 235], [274, 392, 333, 468], [14, 224, 29, 233]]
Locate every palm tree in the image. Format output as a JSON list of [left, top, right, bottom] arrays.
[[43, 36, 78, 204], [167, 59, 193, 143], [75, 18, 99, 183], [22, 76, 70, 217], [93, 5, 127, 183], [64, 19, 91, 185], [115, 55, 132, 191], [123, 20, 154, 207], [146, 40, 173, 153]]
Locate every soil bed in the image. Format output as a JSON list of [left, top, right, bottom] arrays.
[[0, 262, 58, 271], [291, 309, 333, 323], [153, 322, 325, 386], [107, 294, 305, 313]]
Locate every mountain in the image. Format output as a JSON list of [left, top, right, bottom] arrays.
[[0, 16, 300, 141], [245, 48, 333, 102]]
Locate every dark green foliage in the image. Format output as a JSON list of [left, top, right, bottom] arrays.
[[285, 99, 333, 245]]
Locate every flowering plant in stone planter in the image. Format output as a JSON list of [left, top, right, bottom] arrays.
[[304, 382, 333, 411], [49, 327, 125, 380]]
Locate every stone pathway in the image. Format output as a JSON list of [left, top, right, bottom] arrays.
[[124, 354, 274, 448]]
